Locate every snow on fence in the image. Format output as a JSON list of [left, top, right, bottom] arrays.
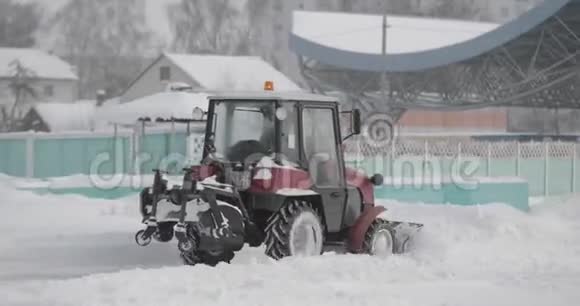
[[0, 129, 578, 197]]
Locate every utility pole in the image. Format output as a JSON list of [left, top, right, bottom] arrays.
[[380, 1, 389, 109]]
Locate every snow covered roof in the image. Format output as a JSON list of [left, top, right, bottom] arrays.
[[206, 90, 336, 103], [96, 91, 209, 125], [292, 11, 498, 55], [33, 102, 96, 132], [0, 48, 78, 80], [164, 53, 301, 92]]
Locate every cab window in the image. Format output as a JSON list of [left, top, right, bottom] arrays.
[[302, 107, 340, 187]]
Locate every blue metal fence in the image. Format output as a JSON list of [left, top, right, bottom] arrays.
[[1, 131, 578, 197]]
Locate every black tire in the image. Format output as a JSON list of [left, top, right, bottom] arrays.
[[181, 250, 235, 267], [362, 219, 395, 256], [179, 223, 236, 267], [264, 199, 325, 260], [153, 223, 174, 242], [139, 187, 152, 219]]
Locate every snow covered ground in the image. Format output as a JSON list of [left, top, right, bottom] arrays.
[[0, 183, 579, 306]]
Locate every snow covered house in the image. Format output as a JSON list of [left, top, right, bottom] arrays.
[[120, 53, 301, 102], [0, 48, 78, 115]]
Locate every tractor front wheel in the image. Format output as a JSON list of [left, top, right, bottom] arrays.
[[264, 199, 324, 260], [362, 219, 395, 257]]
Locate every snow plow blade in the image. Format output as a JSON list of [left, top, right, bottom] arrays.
[[388, 221, 424, 253]]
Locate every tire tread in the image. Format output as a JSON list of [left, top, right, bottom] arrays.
[[264, 200, 324, 260]]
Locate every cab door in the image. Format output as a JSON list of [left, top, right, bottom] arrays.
[[300, 105, 347, 233]]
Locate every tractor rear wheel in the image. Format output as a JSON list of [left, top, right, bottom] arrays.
[[264, 199, 324, 260], [362, 219, 395, 257]]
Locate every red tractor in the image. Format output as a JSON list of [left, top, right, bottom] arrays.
[[135, 91, 422, 266]]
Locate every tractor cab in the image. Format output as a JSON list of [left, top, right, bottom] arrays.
[[203, 91, 360, 176]]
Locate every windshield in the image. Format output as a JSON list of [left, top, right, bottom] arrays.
[[210, 101, 276, 162]]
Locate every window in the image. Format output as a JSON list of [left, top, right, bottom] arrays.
[[44, 85, 54, 97], [302, 107, 340, 187], [212, 101, 275, 161], [160, 66, 171, 81]]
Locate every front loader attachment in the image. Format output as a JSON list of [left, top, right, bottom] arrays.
[[385, 220, 423, 253], [349, 206, 423, 254]]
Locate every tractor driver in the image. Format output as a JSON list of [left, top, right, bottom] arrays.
[[225, 105, 275, 163]]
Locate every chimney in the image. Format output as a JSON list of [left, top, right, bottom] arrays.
[[96, 89, 106, 107]]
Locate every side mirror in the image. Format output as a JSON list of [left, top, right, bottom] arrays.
[[352, 109, 361, 135], [369, 174, 384, 186], [342, 109, 362, 142]]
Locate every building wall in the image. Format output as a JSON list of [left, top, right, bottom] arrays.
[[508, 108, 580, 134], [121, 56, 198, 102], [397, 108, 508, 133]]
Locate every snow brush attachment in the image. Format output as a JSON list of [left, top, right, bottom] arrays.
[[135, 164, 248, 266], [135, 169, 168, 248], [175, 223, 194, 252]]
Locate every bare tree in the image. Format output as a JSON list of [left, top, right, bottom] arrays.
[[344, 0, 423, 15], [339, 0, 353, 11], [45, 0, 153, 98], [425, 0, 482, 20], [2, 60, 36, 131], [0, 0, 39, 48], [169, 0, 250, 55]]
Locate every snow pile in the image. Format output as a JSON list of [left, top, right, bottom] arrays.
[[33, 101, 98, 132], [1, 187, 579, 306], [95, 91, 209, 125], [293, 11, 498, 55], [165, 53, 302, 92], [4, 173, 200, 193], [0, 183, 139, 245], [0, 184, 178, 283], [0, 48, 77, 80]]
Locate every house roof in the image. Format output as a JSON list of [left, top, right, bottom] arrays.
[[33, 102, 96, 132], [163, 53, 301, 91], [0, 48, 78, 80]]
